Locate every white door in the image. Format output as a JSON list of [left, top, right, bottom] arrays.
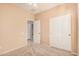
[[33, 20, 40, 44], [49, 14, 71, 51]]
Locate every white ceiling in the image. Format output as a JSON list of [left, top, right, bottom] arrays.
[[16, 3, 63, 14]]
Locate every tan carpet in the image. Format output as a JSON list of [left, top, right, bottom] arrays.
[[1, 40, 74, 56]]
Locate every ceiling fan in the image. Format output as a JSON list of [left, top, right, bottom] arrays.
[[28, 3, 38, 8], [27, 3, 39, 12]]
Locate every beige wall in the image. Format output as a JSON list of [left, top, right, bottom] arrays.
[[0, 4, 34, 54], [35, 4, 77, 53], [78, 4, 79, 55], [0, 3, 78, 55]]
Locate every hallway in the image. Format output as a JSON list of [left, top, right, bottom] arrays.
[[1, 40, 74, 56]]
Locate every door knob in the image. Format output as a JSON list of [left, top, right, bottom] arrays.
[[68, 34, 71, 36]]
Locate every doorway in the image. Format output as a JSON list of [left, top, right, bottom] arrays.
[[27, 20, 40, 44], [27, 21, 34, 41]]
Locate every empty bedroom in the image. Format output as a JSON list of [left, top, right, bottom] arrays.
[[0, 3, 79, 56]]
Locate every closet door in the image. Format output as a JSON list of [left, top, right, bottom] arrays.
[[33, 20, 40, 44], [49, 14, 71, 51]]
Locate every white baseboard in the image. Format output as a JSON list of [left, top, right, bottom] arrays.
[[0, 45, 26, 55], [70, 51, 78, 56], [77, 54, 79, 56]]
